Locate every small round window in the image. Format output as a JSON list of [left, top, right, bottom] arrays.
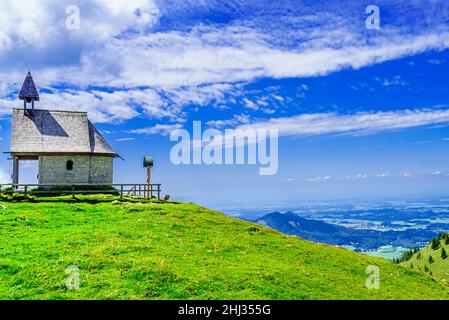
[[66, 160, 74, 171]]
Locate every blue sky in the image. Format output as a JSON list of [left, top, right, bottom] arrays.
[[1, 0, 449, 208]]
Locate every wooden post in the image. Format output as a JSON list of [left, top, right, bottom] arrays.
[[147, 167, 151, 199], [12, 157, 19, 188], [120, 185, 123, 198]]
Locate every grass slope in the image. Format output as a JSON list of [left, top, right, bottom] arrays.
[[401, 235, 449, 286], [0, 195, 447, 300]]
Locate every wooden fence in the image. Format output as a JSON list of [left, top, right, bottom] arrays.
[[0, 183, 162, 199]]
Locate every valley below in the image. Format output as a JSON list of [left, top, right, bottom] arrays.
[[227, 198, 449, 260]]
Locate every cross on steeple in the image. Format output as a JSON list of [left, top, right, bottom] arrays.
[[18, 71, 39, 110]]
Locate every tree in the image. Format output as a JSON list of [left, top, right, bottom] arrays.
[[431, 238, 440, 250], [424, 265, 429, 273], [417, 252, 422, 260], [398, 248, 415, 263], [446, 236, 449, 246], [410, 263, 414, 269], [429, 255, 434, 264], [442, 248, 448, 260]]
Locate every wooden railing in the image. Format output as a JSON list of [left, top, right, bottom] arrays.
[[0, 183, 162, 199]]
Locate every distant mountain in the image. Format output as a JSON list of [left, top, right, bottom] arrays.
[[250, 212, 437, 250]]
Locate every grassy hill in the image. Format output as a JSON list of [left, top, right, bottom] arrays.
[[0, 194, 448, 300], [400, 233, 449, 286]]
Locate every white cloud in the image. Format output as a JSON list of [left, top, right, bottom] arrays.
[[0, 88, 183, 122], [115, 137, 135, 142], [21, 27, 449, 90], [232, 107, 449, 138], [376, 172, 390, 178], [0, 1, 449, 124], [300, 170, 449, 183], [242, 98, 259, 111], [348, 81, 375, 92], [375, 75, 409, 87], [301, 175, 332, 182], [428, 59, 444, 65], [128, 123, 183, 136], [166, 83, 238, 107], [0, 0, 160, 52], [1, 2, 448, 89], [207, 114, 251, 128], [181, 106, 449, 151], [0, 81, 288, 122]]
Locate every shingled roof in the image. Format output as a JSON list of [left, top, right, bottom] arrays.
[[18, 72, 40, 102], [10, 108, 118, 157]]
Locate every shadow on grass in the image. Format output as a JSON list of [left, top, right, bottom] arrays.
[[0, 193, 182, 205]]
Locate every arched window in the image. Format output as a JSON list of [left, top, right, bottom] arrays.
[[66, 160, 74, 171]]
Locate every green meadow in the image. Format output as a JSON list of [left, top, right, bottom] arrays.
[[0, 194, 447, 300], [401, 234, 449, 287]]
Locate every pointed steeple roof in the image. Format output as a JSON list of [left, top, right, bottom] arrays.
[[18, 71, 40, 102]]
